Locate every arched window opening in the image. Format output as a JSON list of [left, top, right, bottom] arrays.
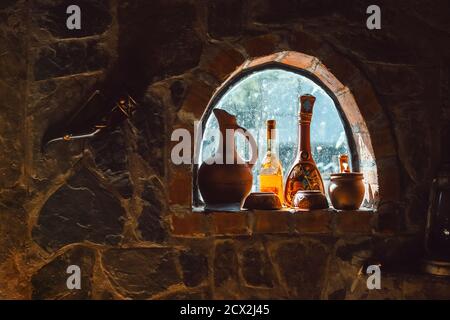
[[193, 52, 378, 209]]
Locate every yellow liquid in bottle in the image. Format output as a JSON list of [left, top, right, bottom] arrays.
[[260, 173, 284, 204]]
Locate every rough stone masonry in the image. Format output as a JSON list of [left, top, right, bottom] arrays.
[[0, 0, 450, 299]]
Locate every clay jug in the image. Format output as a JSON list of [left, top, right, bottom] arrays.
[[198, 109, 258, 209]]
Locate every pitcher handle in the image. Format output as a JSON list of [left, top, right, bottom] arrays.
[[236, 125, 258, 168]]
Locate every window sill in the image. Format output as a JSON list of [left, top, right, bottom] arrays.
[[169, 207, 375, 238]]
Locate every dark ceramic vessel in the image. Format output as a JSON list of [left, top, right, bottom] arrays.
[[198, 109, 258, 208], [242, 192, 282, 210], [293, 190, 328, 211], [328, 173, 365, 210]]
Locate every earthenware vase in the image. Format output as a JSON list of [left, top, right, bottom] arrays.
[[198, 109, 258, 210]]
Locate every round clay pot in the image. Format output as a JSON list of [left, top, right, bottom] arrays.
[[328, 173, 365, 210], [198, 162, 253, 206], [242, 192, 282, 210], [293, 190, 328, 211]]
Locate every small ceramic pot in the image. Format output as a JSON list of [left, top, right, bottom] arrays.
[[328, 173, 365, 210], [293, 190, 328, 211], [243, 192, 282, 210]]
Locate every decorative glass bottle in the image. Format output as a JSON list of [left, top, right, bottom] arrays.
[[259, 120, 284, 203], [284, 94, 325, 207]]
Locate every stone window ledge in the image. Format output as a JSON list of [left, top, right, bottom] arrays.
[[169, 208, 376, 238]]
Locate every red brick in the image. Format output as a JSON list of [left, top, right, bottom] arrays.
[[354, 130, 376, 160], [280, 51, 316, 71], [336, 89, 365, 126], [320, 49, 360, 87], [335, 210, 373, 234], [168, 166, 192, 206], [170, 213, 208, 237], [253, 210, 289, 234], [211, 212, 248, 235], [314, 61, 346, 93], [223, 63, 245, 84], [350, 78, 384, 123], [294, 210, 333, 234]]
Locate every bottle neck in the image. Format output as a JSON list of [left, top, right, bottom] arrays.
[[267, 138, 278, 153], [266, 128, 278, 154], [297, 119, 311, 158], [297, 95, 315, 161]]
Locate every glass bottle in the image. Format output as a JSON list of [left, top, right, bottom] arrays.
[[339, 154, 351, 173], [259, 120, 284, 203], [284, 94, 325, 207]]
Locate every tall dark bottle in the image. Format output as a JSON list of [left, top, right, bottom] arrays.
[[284, 94, 325, 207]]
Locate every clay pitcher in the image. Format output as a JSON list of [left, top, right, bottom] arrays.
[[198, 109, 258, 209]]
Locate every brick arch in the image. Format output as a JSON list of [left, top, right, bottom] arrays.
[[191, 50, 401, 208]]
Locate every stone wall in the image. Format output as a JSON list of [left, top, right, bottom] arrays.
[[0, 0, 449, 299]]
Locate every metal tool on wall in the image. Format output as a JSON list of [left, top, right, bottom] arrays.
[[42, 90, 137, 152]]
